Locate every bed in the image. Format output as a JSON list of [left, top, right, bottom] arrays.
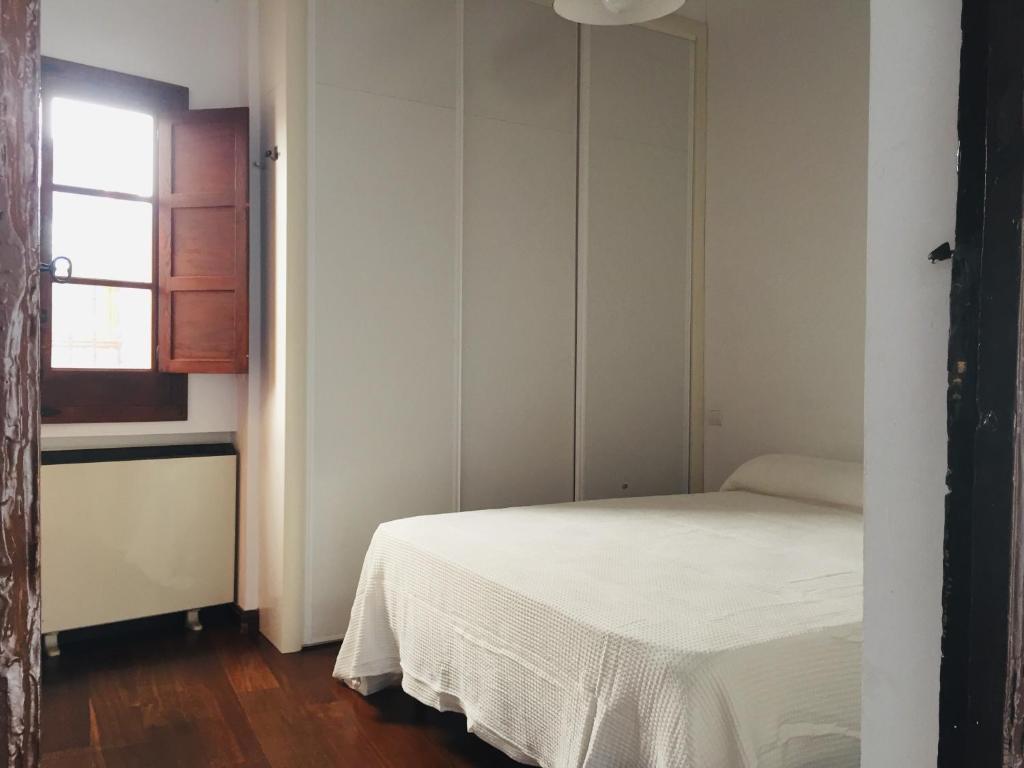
[[334, 455, 863, 768]]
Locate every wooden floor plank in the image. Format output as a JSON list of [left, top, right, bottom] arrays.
[[40, 662, 91, 753], [38, 747, 104, 768], [213, 632, 280, 696], [41, 623, 520, 768]]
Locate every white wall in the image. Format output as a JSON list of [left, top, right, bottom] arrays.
[[700, 0, 869, 489], [41, 0, 249, 109], [861, 0, 960, 763], [677, 0, 706, 23], [304, 0, 700, 644], [257, 0, 307, 652], [305, 0, 461, 644], [40, 0, 250, 443], [460, 0, 578, 512], [579, 24, 694, 500]]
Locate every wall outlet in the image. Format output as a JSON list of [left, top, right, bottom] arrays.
[[708, 410, 723, 427]]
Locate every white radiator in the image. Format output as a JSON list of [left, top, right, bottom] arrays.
[[41, 445, 237, 634]]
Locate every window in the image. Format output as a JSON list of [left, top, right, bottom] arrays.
[[41, 59, 249, 423], [50, 97, 156, 371]]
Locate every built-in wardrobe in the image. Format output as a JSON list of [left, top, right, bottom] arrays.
[[305, 0, 701, 643]]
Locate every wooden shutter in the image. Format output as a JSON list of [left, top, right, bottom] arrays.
[[158, 108, 249, 373]]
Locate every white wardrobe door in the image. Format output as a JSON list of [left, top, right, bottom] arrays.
[[460, 0, 578, 511], [307, 0, 460, 642], [579, 25, 694, 500]]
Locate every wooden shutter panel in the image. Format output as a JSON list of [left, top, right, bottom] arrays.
[[158, 107, 249, 373]]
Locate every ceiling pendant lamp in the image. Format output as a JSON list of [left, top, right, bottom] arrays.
[[553, 0, 686, 25]]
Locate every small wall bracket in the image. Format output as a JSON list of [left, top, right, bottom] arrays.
[[254, 145, 280, 169], [929, 242, 954, 263]]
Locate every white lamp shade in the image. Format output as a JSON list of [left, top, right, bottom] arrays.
[[553, 0, 687, 25]]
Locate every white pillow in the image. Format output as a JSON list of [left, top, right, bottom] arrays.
[[720, 454, 863, 510]]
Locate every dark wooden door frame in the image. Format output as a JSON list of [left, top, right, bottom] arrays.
[[0, 0, 41, 764], [939, 0, 1024, 765]]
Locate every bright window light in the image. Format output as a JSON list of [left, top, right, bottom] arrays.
[[50, 283, 152, 370], [52, 192, 152, 283], [51, 97, 154, 197]]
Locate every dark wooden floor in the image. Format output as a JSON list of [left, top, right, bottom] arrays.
[[41, 616, 522, 767]]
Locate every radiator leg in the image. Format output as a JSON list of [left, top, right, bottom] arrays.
[[44, 632, 60, 658], [185, 609, 203, 632]]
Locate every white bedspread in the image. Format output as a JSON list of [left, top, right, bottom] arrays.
[[334, 491, 863, 767]]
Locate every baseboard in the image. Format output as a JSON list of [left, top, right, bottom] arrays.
[[303, 633, 344, 649], [231, 604, 259, 635]]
